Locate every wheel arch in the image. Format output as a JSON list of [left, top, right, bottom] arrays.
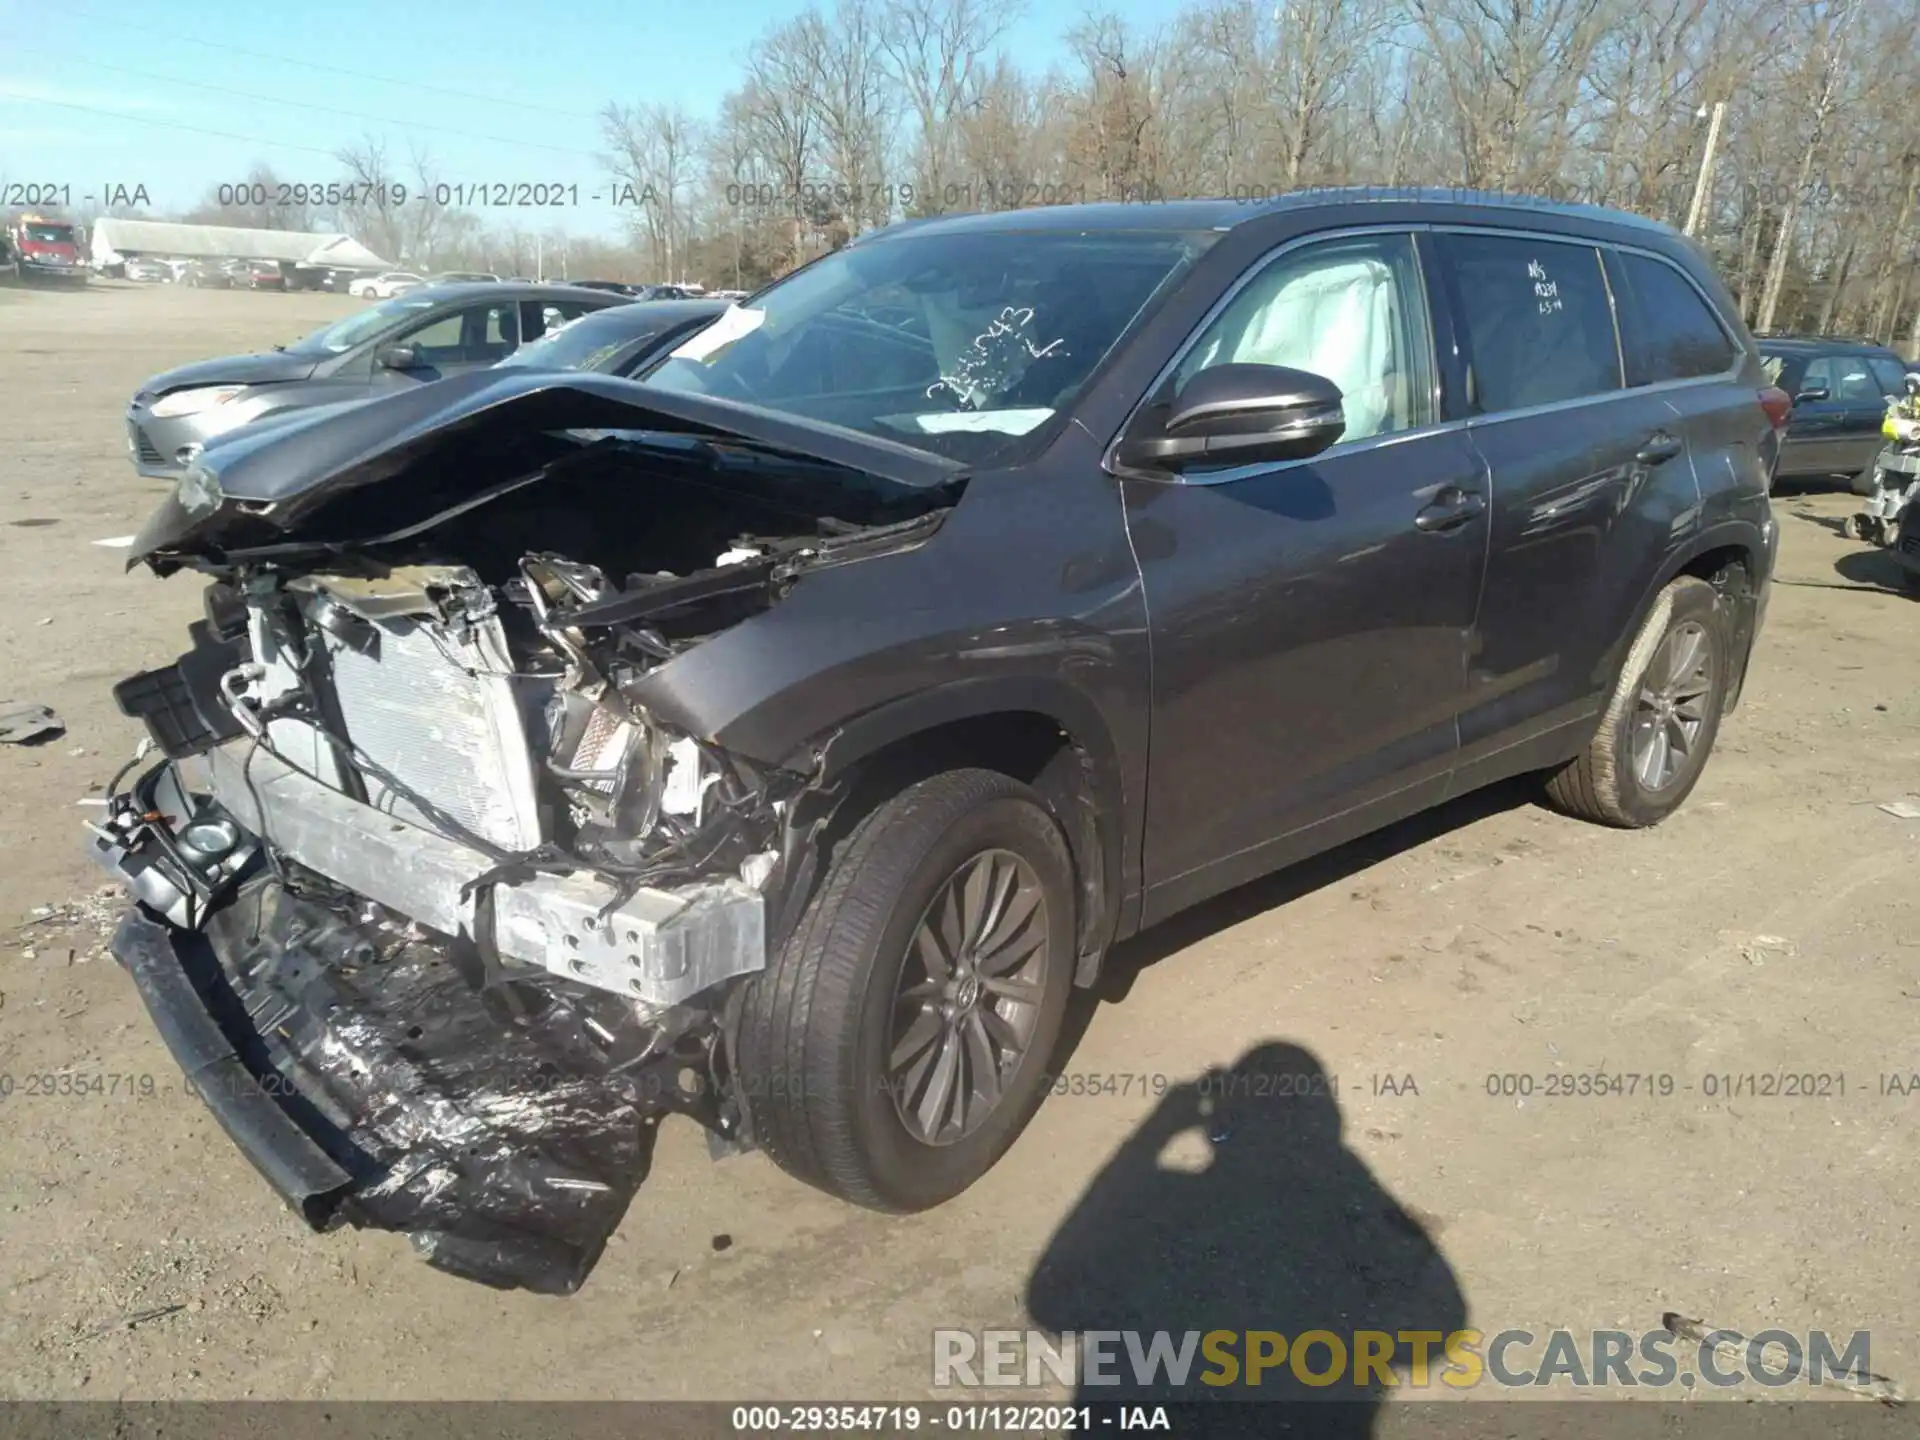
[[770, 678, 1128, 988], [1615, 526, 1767, 713]]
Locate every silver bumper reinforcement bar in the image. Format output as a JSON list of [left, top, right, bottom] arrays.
[[188, 740, 767, 1006]]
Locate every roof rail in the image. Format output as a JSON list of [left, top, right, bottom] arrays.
[[1755, 330, 1882, 344]]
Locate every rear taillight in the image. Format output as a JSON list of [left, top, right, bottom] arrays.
[[1758, 386, 1792, 430]]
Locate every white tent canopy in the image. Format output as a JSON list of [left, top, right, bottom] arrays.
[[90, 219, 389, 269]]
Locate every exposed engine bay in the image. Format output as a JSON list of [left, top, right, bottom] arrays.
[[93, 408, 959, 1293], [114, 427, 956, 920]]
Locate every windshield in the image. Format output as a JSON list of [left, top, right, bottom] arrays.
[[24, 224, 74, 244], [638, 228, 1208, 462], [286, 294, 437, 355], [498, 313, 656, 373]]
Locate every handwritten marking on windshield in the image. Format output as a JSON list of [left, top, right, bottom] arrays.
[[927, 306, 1068, 409]]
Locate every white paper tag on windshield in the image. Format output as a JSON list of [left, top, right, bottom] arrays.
[[907, 408, 1053, 435], [669, 305, 766, 363]]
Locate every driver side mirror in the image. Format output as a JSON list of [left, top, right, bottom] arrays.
[[375, 343, 420, 371], [1794, 383, 1830, 403], [1114, 363, 1347, 474]]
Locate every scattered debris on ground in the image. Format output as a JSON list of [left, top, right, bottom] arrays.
[[0, 701, 63, 745]]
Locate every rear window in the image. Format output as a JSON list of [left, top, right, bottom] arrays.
[[1612, 251, 1739, 384], [1435, 233, 1622, 414], [1867, 356, 1908, 397]]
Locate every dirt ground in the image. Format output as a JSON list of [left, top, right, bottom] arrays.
[[1, 282, 1917, 1409]]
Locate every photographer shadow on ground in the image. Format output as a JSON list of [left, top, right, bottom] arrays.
[[1025, 1041, 1466, 1437]]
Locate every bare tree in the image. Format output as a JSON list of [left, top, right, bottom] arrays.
[[254, 0, 1920, 349], [1409, 0, 1610, 190], [1755, 0, 1855, 332], [1065, 11, 1165, 203], [880, 0, 1026, 206], [740, 23, 823, 259], [603, 101, 703, 281], [1266, 0, 1397, 186], [952, 57, 1058, 204], [336, 138, 411, 265], [798, 0, 899, 233], [187, 163, 317, 232]]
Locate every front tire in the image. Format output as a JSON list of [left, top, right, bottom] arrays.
[[1545, 575, 1729, 828], [736, 768, 1075, 1212]]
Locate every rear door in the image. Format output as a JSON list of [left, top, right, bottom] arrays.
[[1604, 245, 1773, 504], [1430, 228, 1699, 769], [1825, 352, 1896, 475]]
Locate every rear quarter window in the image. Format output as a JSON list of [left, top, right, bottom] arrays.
[[1867, 356, 1908, 397], [1435, 232, 1622, 414], [1610, 250, 1739, 384]]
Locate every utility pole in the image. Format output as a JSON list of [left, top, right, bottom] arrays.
[[1684, 101, 1726, 238]]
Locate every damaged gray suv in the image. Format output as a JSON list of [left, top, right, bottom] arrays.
[[98, 191, 1779, 1293]]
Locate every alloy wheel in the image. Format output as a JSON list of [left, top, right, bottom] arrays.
[[1630, 619, 1715, 792], [886, 848, 1051, 1146]]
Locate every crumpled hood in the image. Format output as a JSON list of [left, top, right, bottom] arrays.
[[134, 349, 322, 401], [128, 369, 963, 571]]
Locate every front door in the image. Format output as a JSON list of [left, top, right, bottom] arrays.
[[372, 300, 523, 391], [1122, 230, 1487, 923], [1785, 352, 1893, 477]]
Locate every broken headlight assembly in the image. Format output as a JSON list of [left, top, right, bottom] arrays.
[[545, 694, 732, 873], [86, 748, 258, 929]]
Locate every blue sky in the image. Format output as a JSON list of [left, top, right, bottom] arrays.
[[0, 0, 1186, 237]]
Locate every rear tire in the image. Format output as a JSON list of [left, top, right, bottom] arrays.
[[1851, 464, 1879, 497], [735, 768, 1075, 1212], [1545, 575, 1729, 828]]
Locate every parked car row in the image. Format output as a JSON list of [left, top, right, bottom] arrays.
[[348, 271, 426, 299], [344, 275, 716, 300], [120, 256, 291, 290], [103, 191, 1785, 1298]]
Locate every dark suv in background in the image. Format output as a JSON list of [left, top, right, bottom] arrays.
[[99, 190, 1778, 1294], [1759, 335, 1912, 488]]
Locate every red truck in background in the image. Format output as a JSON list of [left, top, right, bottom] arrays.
[[3, 214, 89, 284]]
